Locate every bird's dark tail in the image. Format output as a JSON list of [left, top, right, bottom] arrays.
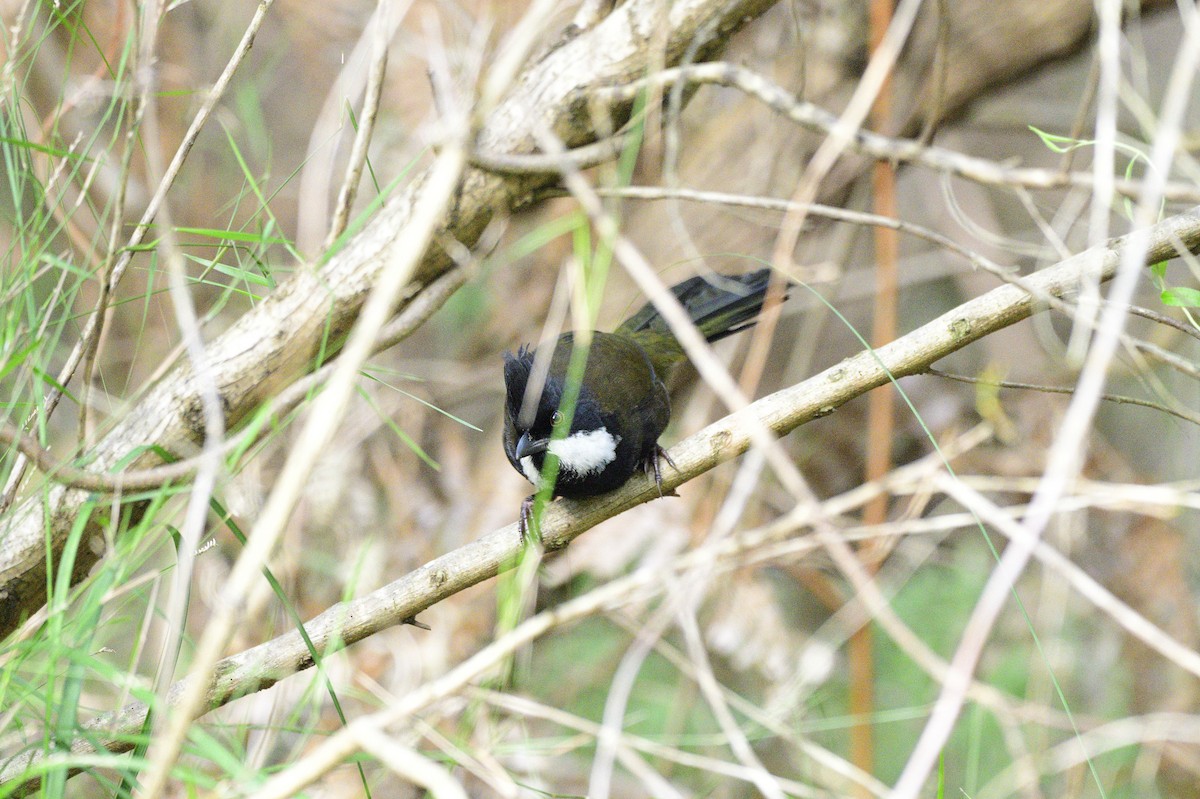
[[618, 269, 782, 376]]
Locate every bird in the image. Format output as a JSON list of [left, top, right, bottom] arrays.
[[502, 268, 783, 531]]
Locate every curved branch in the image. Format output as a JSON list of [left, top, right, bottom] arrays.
[[926, 367, 1200, 427], [591, 62, 1200, 204]]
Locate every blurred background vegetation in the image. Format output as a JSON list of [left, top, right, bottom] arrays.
[[2, 0, 1200, 797]]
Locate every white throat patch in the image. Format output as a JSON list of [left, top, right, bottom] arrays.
[[518, 428, 622, 486], [550, 428, 621, 477]]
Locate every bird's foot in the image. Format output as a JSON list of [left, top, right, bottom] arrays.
[[645, 445, 680, 498], [518, 494, 538, 545]]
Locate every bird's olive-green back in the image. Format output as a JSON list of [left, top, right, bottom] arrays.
[[547, 331, 665, 410], [616, 268, 774, 378]]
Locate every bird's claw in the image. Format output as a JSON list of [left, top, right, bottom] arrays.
[[645, 445, 680, 498], [518, 494, 538, 545]]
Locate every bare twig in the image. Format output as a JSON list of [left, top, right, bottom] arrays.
[[321, 0, 398, 252], [980, 712, 1200, 799], [354, 728, 468, 799], [1121, 302, 1200, 342], [936, 474, 1200, 682], [926, 367, 1200, 427], [131, 2, 229, 775], [589, 62, 1200, 203], [470, 133, 632, 174], [478, 689, 862, 798]]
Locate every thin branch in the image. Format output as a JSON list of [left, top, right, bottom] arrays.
[[596, 184, 1010, 274], [926, 367, 1200, 427], [981, 712, 1200, 798], [128, 1, 229, 769], [354, 728, 468, 799], [1126, 333, 1200, 380], [477, 690, 857, 799], [321, 0, 395, 252], [936, 473, 1200, 683], [1121, 302, 1200, 342], [79, 4, 144, 450], [470, 132, 633, 174], [589, 62, 1200, 203]]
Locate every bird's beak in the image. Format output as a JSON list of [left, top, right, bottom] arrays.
[[515, 432, 549, 460]]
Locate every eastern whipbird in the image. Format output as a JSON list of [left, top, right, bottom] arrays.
[[503, 268, 784, 535]]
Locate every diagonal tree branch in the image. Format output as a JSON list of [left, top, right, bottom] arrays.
[[6, 204, 1198, 793], [0, 0, 782, 639]]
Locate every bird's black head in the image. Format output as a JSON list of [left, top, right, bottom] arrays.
[[502, 344, 627, 497]]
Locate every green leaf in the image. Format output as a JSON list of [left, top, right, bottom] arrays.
[[1028, 126, 1089, 153], [1161, 286, 1200, 307], [0, 135, 84, 159], [175, 226, 290, 245], [0, 337, 41, 381], [209, 260, 273, 287]]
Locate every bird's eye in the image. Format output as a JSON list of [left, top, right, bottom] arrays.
[[551, 411, 563, 427]]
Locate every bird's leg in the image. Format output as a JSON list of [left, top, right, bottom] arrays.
[[644, 445, 680, 498], [519, 494, 537, 544]]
